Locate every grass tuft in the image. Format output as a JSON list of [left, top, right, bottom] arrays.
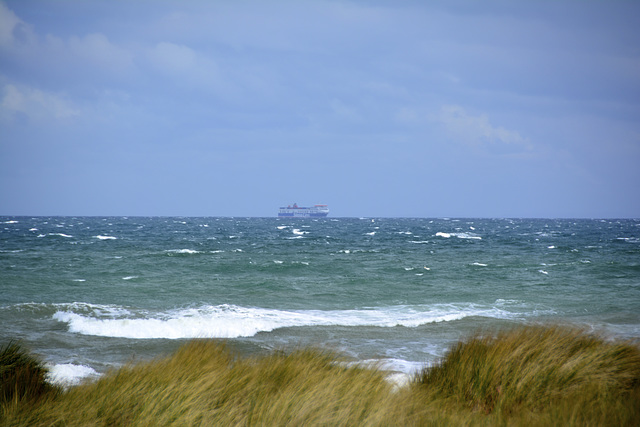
[[414, 325, 640, 422], [0, 340, 59, 418]]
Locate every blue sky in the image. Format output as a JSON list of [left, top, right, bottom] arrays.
[[1, 0, 639, 218]]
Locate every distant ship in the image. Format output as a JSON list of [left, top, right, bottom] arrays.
[[278, 203, 329, 218]]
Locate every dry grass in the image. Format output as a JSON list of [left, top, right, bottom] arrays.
[[2, 325, 639, 426], [413, 325, 640, 424]]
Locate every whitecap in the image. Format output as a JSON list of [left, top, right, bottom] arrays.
[[95, 235, 117, 240], [365, 232, 376, 236], [122, 276, 138, 280], [276, 226, 288, 230], [3, 220, 18, 224], [292, 229, 308, 235], [435, 232, 451, 238], [471, 262, 488, 267], [451, 233, 482, 240], [273, 260, 284, 264], [539, 270, 549, 275], [165, 249, 201, 254]]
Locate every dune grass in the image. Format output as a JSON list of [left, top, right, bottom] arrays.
[[2, 326, 639, 426], [0, 341, 60, 419], [413, 325, 640, 425]]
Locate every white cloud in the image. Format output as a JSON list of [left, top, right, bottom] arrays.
[[146, 41, 227, 96], [0, 1, 36, 49], [432, 105, 531, 152], [67, 33, 134, 74], [148, 42, 198, 74], [1, 84, 79, 122]]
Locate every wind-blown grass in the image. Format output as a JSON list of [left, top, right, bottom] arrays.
[[413, 325, 640, 424], [0, 341, 60, 418], [2, 326, 639, 425]]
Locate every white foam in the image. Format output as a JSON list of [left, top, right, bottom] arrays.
[[122, 276, 138, 280], [47, 363, 100, 387], [347, 358, 422, 389], [49, 233, 73, 238], [95, 235, 117, 240], [435, 232, 451, 238], [365, 232, 376, 236], [52, 303, 519, 340], [292, 229, 308, 235], [452, 232, 482, 240], [471, 262, 488, 267], [276, 226, 288, 230], [165, 249, 201, 254], [3, 220, 18, 224]]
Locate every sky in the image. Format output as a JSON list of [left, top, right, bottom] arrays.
[[1, 0, 639, 218]]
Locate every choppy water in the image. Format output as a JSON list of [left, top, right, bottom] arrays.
[[1, 217, 639, 386]]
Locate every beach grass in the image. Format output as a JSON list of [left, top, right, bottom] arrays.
[[0, 341, 60, 418], [2, 325, 639, 426]]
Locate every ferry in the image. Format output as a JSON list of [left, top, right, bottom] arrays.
[[278, 203, 329, 218]]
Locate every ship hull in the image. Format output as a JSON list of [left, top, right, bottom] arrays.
[[277, 212, 329, 218]]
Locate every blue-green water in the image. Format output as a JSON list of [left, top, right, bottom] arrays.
[[1, 217, 639, 385]]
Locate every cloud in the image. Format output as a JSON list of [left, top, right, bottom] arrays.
[[432, 105, 531, 154], [0, 1, 35, 48], [1, 84, 79, 122], [67, 33, 134, 74], [146, 41, 226, 96]]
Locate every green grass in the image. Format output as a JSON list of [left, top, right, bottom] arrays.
[[2, 326, 639, 426]]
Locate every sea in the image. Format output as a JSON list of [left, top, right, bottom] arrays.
[[1, 216, 639, 387]]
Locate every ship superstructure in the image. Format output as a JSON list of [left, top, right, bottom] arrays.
[[278, 203, 329, 217]]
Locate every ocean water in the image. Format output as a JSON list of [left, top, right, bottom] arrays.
[[1, 217, 639, 386]]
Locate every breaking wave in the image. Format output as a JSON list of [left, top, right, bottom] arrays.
[[51, 302, 537, 340]]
